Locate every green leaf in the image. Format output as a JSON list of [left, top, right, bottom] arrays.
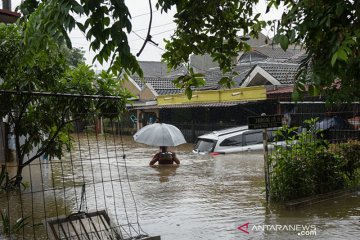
[[308, 84, 320, 96], [335, 3, 344, 17], [337, 49, 348, 61], [291, 89, 300, 102], [279, 35, 289, 50], [219, 76, 229, 85], [185, 87, 192, 100], [331, 52, 338, 66]]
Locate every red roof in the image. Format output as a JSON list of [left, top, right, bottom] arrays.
[[0, 9, 20, 23]]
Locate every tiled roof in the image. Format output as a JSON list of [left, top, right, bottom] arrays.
[[238, 33, 270, 47], [157, 89, 182, 95], [132, 60, 300, 96], [136, 61, 187, 77], [288, 52, 309, 63], [258, 62, 299, 84], [253, 46, 305, 60], [239, 51, 268, 63], [197, 61, 299, 88], [201, 70, 223, 89], [232, 65, 255, 86], [132, 72, 222, 96], [132, 76, 182, 95], [202, 64, 255, 88]]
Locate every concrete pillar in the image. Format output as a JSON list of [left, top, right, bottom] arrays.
[[136, 110, 141, 131], [95, 117, 103, 134]]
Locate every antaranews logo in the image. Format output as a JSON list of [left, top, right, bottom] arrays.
[[237, 222, 250, 234], [237, 222, 317, 236]]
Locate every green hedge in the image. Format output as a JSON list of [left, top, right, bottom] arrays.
[[270, 119, 360, 202]]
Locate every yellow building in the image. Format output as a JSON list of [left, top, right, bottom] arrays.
[[157, 86, 266, 106]]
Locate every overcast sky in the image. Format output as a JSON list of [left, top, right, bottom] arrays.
[[10, 0, 284, 70]]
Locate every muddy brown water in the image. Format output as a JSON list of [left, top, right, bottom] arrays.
[[0, 135, 359, 239]]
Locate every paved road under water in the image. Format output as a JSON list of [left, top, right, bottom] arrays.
[[0, 135, 359, 239]]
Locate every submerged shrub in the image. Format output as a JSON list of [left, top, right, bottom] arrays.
[[312, 151, 346, 194], [334, 140, 360, 186], [269, 118, 358, 202]]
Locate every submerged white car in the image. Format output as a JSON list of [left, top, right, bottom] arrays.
[[193, 126, 281, 155]]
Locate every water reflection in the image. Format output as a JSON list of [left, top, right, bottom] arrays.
[[0, 135, 359, 240]]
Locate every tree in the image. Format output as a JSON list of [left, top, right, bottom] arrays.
[[62, 46, 86, 67], [18, 0, 360, 101], [269, 0, 360, 102], [18, 0, 267, 97], [0, 23, 131, 187]]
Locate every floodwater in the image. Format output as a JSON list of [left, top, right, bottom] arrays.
[[0, 134, 359, 239]]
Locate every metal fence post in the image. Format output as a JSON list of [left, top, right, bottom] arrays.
[[261, 113, 270, 203]]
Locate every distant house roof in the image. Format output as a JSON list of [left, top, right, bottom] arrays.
[[131, 71, 222, 96], [258, 62, 299, 84], [0, 9, 20, 23], [131, 76, 182, 95], [136, 61, 187, 77], [253, 46, 304, 60], [238, 32, 270, 47], [199, 60, 299, 89], [131, 56, 300, 97]]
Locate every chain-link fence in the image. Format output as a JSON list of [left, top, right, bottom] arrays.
[[0, 92, 156, 240]]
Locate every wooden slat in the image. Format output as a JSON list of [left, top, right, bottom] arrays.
[[44, 210, 160, 240], [45, 211, 123, 240]]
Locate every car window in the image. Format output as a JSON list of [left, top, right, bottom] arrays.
[[243, 131, 263, 146], [219, 134, 243, 146], [194, 139, 216, 152]]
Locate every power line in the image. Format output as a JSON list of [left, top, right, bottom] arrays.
[[131, 31, 146, 41], [133, 22, 175, 32], [151, 28, 175, 36], [72, 7, 159, 19], [131, 9, 159, 19], [131, 30, 167, 52]]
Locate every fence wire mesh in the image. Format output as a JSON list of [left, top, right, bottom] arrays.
[[0, 93, 149, 240], [268, 102, 360, 202]]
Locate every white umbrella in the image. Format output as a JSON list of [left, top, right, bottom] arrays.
[[133, 123, 186, 146]]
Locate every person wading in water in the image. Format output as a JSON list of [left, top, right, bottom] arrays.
[[149, 146, 180, 165]]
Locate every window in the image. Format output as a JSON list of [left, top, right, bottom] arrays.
[[194, 139, 216, 152], [243, 131, 262, 146], [220, 135, 243, 146]]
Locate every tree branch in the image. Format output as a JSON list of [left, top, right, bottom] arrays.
[[20, 116, 80, 168]]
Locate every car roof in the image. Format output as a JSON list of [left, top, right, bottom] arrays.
[[197, 125, 249, 140]]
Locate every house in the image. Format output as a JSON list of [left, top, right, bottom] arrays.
[[121, 36, 307, 140], [0, 0, 20, 24], [0, 1, 20, 165]]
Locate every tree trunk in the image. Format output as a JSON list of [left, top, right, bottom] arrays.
[[14, 125, 24, 188], [14, 164, 23, 188]]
